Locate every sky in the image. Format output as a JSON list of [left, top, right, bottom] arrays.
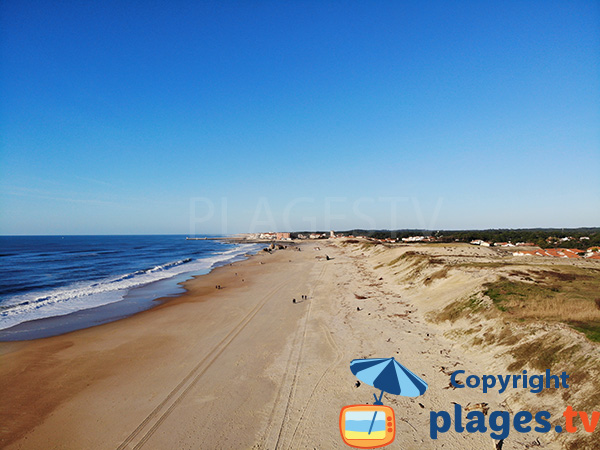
[[1, 0, 599, 235]]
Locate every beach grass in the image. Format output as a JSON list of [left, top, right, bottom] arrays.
[[433, 268, 600, 343], [482, 268, 600, 341]]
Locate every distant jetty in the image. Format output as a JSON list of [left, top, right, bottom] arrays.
[[186, 236, 290, 244], [185, 236, 261, 242], [185, 237, 233, 241]]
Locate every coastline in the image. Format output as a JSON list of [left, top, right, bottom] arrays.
[[2, 240, 596, 449], [0, 242, 317, 449], [0, 240, 267, 341]]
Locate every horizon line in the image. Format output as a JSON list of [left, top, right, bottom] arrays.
[[1, 226, 599, 238]]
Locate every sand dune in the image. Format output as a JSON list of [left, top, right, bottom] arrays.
[[3, 240, 596, 449]]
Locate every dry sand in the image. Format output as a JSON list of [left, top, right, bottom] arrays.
[[1, 240, 583, 449]]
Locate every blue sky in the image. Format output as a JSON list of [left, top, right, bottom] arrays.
[[1, 1, 598, 235]]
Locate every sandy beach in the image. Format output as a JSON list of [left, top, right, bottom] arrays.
[[3, 1, 597, 448], [2, 240, 598, 449]]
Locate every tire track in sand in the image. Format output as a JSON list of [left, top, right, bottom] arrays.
[[116, 280, 288, 450], [287, 321, 344, 450], [259, 262, 327, 450]]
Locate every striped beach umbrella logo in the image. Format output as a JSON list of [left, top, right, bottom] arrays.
[[350, 357, 428, 398]]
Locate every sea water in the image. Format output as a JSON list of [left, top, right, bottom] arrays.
[[0, 235, 265, 340]]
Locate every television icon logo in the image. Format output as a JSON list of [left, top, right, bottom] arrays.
[[339, 404, 395, 449]]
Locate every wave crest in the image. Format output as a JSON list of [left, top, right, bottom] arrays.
[[0, 244, 264, 330]]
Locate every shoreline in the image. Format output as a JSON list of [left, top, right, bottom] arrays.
[[0, 242, 315, 449], [2, 241, 594, 449], [0, 241, 268, 341]]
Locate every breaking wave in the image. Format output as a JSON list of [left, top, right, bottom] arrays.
[[0, 244, 264, 331]]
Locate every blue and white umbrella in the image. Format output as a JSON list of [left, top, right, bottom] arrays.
[[350, 357, 428, 399], [350, 357, 428, 435]]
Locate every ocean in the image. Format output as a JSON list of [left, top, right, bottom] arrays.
[[0, 235, 265, 340]]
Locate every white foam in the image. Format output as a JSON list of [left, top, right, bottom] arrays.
[[0, 243, 264, 330]]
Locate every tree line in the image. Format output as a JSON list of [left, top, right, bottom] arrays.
[[291, 228, 600, 250]]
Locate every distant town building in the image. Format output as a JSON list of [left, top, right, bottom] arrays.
[[402, 236, 427, 242]]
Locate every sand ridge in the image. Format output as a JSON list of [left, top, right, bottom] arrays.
[[1, 241, 583, 449]]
